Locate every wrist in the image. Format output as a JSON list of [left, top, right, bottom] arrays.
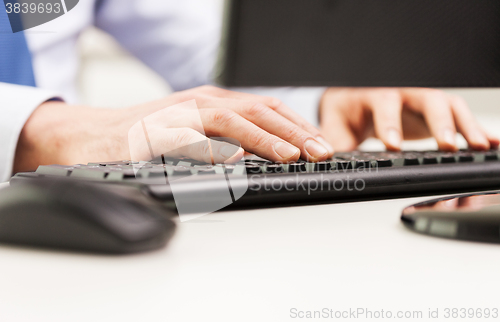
[[14, 101, 130, 172]]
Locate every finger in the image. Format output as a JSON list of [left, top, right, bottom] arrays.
[[199, 86, 333, 153], [164, 131, 245, 164], [448, 95, 490, 150], [209, 138, 246, 164], [486, 132, 500, 148], [361, 90, 403, 151], [320, 104, 358, 152], [228, 100, 331, 160], [401, 89, 458, 151], [130, 125, 244, 164], [400, 109, 431, 139], [200, 108, 302, 163], [203, 99, 331, 161]]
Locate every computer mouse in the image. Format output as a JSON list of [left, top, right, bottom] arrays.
[[0, 178, 176, 254], [402, 192, 500, 243]]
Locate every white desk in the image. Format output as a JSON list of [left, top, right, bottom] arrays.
[[1, 115, 500, 322], [1, 187, 500, 322]]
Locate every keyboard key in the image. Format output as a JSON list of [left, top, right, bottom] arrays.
[[458, 153, 474, 162], [172, 167, 192, 176], [177, 161, 192, 168], [265, 164, 284, 173], [440, 154, 456, 163], [36, 165, 73, 177], [194, 165, 214, 170], [232, 165, 247, 175], [404, 155, 420, 166], [197, 169, 217, 175], [355, 160, 371, 169], [422, 156, 438, 164], [70, 168, 107, 180], [288, 162, 306, 172], [485, 151, 498, 161], [245, 165, 262, 174], [244, 161, 261, 166], [106, 172, 125, 181], [214, 165, 233, 174], [334, 160, 352, 171], [375, 159, 392, 167], [314, 161, 331, 171], [93, 161, 130, 166], [146, 168, 167, 178], [150, 159, 165, 165], [246, 165, 262, 174]]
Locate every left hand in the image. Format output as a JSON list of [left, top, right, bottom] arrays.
[[319, 88, 499, 152]]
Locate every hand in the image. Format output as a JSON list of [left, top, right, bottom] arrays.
[[14, 86, 334, 172], [319, 88, 499, 151]]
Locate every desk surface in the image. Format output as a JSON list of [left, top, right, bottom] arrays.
[[0, 182, 499, 322], [1, 115, 500, 322]]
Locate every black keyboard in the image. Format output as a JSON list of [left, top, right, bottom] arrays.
[[11, 149, 500, 211]]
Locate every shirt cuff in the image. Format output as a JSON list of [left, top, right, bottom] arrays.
[[228, 87, 326, 127], [0, 83, 62, 182]]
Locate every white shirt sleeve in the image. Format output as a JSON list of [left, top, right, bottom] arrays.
[[0, 83, 61, 182], [94, 0, 222, 92]]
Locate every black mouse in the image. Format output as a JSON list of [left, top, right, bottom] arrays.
[[0, 178, 176, 254]]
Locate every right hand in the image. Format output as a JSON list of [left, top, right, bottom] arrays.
[[128, 85, 334, 164], [14, 86, 333, 172]]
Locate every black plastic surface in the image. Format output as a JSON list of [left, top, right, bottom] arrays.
[[217, 0, 500, 87], [0, 178, 176, 254], [10, 150, 500, 213], [402, 192, 500, 243]]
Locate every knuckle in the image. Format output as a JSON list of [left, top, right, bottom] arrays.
[[450, 95, 468, 108], [173, 91, 197, 102], [245, 102, 269, 118], [199, 85, 221, 95], [422, 90, 447, 104], [175, 127, 198, 146], [377, 89, 401, 102], [247, 132, 270, 148], [298, 121, 318, 134], [211, 108, 238, 127], [266, 97, 283, 110], [285, 125, 308, 141]]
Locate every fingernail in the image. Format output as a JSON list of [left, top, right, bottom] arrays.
[[220, 144, 240, 159], [304, 139, 328, 159], [486, 132, 500, 145], [274, 141, 300, 159], [387, 129, 402, 149], [443, 129, 456, 147], [490, 136, 500, 147], [472, 130, 489, 148], [316, 136, 334, 155]]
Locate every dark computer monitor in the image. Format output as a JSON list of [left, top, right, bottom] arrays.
[[216, 0, 500, 87]]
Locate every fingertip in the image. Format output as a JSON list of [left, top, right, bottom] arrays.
[[316, 136, 335, 157], [384, 129, 402, 151], [486, 133, 500, 149], [385, 145, 401, 152], [273, 141, 301, 162], [459, 129, 492, 151], [223, 148, 245, 164], [438, 143, 459, 152], [438, 129, 458, 152], [304, 138, 329, 162], [468, 141, 490, 151]]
